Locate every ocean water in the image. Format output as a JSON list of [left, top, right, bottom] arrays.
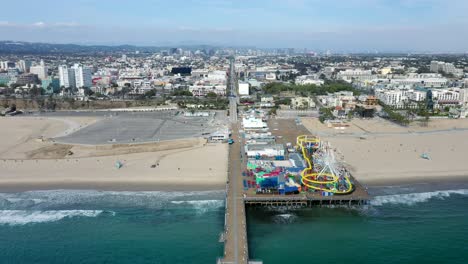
[[248, 187, 468, 264], [0, 190, 225, 264], [1, 187, 468, 264]]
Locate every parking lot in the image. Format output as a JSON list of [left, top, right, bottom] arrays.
[[38, 110, 227, 145]]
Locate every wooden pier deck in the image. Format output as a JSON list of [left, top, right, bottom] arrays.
[[219, 122, 250, 264]]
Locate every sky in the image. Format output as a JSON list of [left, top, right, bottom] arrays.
[[1, 0, 468, 52]]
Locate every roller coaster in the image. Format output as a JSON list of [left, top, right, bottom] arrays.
[[296, 135, 354, 194]]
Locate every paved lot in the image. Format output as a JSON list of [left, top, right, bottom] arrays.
[[36, 110, 227, 145]]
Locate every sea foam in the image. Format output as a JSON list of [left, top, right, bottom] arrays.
[[371, 189, 468, 206], [170, 199, 224, 213], [273, 213, 298, 224], [0, 210, 104, 225], [0, 190, 225, 210]]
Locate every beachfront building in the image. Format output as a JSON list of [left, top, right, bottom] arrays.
[[243, 117, 267, 130], [318, 91, 356, 109], [375, 87, 465, 109], [209, 128, 230, 142], [375, 89, 406, 107], [245, 144, 285, 158]]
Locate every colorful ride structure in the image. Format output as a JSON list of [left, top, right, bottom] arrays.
[[296, 135, 354, 194]]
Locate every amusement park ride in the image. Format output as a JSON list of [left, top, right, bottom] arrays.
[[297, 135, 354, 194]]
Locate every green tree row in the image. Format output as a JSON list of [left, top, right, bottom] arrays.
[[262, 81, 361, 96]]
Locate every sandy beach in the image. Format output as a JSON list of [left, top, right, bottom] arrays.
[[0, 116, 228, 191], [302, 117, 468, 186]]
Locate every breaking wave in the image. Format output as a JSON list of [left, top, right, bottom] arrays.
[[0, 210, 106, 226], [171, 200, 224, 213], [0, 190, 225, 210], [371, 189, 468, 206], [273, 213, 298, 224]]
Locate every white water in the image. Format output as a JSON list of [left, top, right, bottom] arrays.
[[0, 210, 104, 225], [171, 199, 224, 213], [0, 190, 225, 210], [273, 213, 298, 224], [371, 189, 468, 206]]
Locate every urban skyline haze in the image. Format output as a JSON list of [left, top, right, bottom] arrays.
[[1, 0, 468, 52]]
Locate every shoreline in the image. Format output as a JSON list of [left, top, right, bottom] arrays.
[[1, 176, 467, 194], [0, 182, 226, 193]]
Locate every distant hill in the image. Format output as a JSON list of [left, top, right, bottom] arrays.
[[0, 41, 218, 55]]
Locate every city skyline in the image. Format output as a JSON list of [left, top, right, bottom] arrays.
[[1, 0, 468, 52]]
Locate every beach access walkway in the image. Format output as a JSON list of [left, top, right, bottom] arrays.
[[219, 121, 251, 264]]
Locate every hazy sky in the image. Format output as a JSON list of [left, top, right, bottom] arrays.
[[1, 0, 468, 52]]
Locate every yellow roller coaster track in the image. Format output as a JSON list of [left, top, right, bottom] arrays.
[[296, 135, 353, 194]]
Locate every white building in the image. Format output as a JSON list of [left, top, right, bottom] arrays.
[[337, 69, 374, 83], [72, 64, 92, 88], [295, 75, 324, 86], [408, 90, 426, 102], [238, 82, 249, 95], [17, 60, 31, 73], [430, 61, 463, 77], [390, 77, 448, 88], [245, 144, 285, 158], [432, 89, 460, 102], [206, 70, 226, 81], [0, 61, 15, 70], [291, 97, 315, 109], [375, 89, 405, 106], [58, 65, 76, 88], [209, 128, 229, 142], [265, 73, 276, 81], [30, 65, 48, 80], [189, 85, 226, 96], [460, 88, 468, 107], [131, 81, 153, 94], [298, 79, 324, 86], [242, 117, 267, 129]]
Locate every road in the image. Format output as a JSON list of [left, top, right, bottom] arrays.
[[222, 57, 249, 264], [229, 57, 238, 123]]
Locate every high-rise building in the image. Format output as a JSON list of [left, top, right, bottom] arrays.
[[30, 64, 48, 80], [58, 65, 76, 88], [72, 64, 92, 88], [0, 61, 15, 70], [17, 60, 32, 73], [430, 61, 463, 77]]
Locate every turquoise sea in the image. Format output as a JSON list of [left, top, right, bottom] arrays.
[[0, 185, 467, 264]]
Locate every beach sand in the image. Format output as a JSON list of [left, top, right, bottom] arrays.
[[302, 117, 468, 186], [0, 116, 228, 191]]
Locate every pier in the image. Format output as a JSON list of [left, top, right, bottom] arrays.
[[219, 59, 369, 263], [219, 121, 370, 263], [219, 122, 250, 264]]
